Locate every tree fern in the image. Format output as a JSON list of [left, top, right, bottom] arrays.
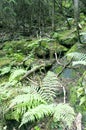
[[67, 52, 86, 66]]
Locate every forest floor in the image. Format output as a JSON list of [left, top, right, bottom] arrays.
[[0, 27, 86, 130]]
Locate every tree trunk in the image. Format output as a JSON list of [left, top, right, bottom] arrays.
[[74, 0, 81, 43], [52, 0, 55, 31]]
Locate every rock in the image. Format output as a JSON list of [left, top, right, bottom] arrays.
[[52, 29, 77, 47]]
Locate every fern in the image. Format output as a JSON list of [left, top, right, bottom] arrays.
[[9, 68, 27, 82], [67, 52, 86, 66], [6, 90, 47, 121], [0, 66, 11, 76], [20, 104, 54, 127], [39, 71, 61, 102], [53, 103, 75, 129], [9, 93, 46, 109], [20, 103, 75, 128], [5, 71, 75, 129]]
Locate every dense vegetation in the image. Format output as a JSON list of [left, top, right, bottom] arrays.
[[0, 0, 86, 130]]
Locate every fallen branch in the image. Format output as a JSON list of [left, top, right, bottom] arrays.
[[20, 64, 45, 81], [55, 52, 62, 65], [60, 84, 66, 103], [62, 85, 66, 103], [26, 77, 39, 86], [20, 59, 55, 81]]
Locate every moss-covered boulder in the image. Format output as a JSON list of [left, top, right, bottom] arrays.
[[35, 39, 68, 58], [0, 57, 11, 67], [52, 29, 77, 46], [3, 39, 31, 55]]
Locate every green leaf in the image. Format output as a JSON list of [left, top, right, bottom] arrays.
[[0, 66, 11, 75], [9, 69, 27, 82], [79, 96, 86, 105]]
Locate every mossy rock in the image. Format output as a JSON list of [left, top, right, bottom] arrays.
[[0, 50, 6, 57], [3, 39, 30, 54], [52, 29, 77, 46], [0, 57, 11, 67], [67, 43, 86, 54], [55, 43, 68, 53], [11, 53, 25, 62], [36, 41, 68, 58]]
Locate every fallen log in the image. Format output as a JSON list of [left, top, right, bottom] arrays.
[[20, 59, 55, 81], [20, 64, 45, 81]]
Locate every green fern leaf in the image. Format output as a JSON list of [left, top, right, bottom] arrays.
[[67, 52, 86, 66], [20, 104, 54, 127], [9, 68, 27, 82], [9, 93, 46, 109], [53, 103, 75, 128], [72, 61, 86, 66], [39, 71, 60, 102]]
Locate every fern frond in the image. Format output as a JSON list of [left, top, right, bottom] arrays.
[[9, 93, 46, 109], [9, 68, 27, 82], [6, 92, 47, 121], [39, 71, 61, 102], [53, 103, 75, 129], [67, 52, 86, 66], [20, 104, 54, 127], [72, 61, 86, 66]]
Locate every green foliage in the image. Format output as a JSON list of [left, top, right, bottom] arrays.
[[53, 103, 75, 129], [9, 68, 27, 82], [4, 71, 75, 129], [77, 71, 86, 107], [19, 103, 75, 128], [0, 57, 11, 67], [20, 104, 54, 127], [12, 53, 25, 62], [6, 93, 47, 121], [3, 40, 29, 54], [39, 71, 60, 102], [80, 32, 86, 43], [67, 52, 86, 66], [69, 86, 78, 108], [0, 66, 11, 76], [34, 126, 41, 130]]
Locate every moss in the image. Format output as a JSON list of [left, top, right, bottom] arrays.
[[54, 66, 63, 74], [52, 29, 77, 46], [48, 42, 68, 57], [69, 85, 78, 107], [3, 39, 30, 54], [0, 50, 6, 57], [12, 53, 25, 62], [66, 43, 79, 54], [66, 44, 86, 62], [0, 57, 11, 67], [0, 75, 9, 84]]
